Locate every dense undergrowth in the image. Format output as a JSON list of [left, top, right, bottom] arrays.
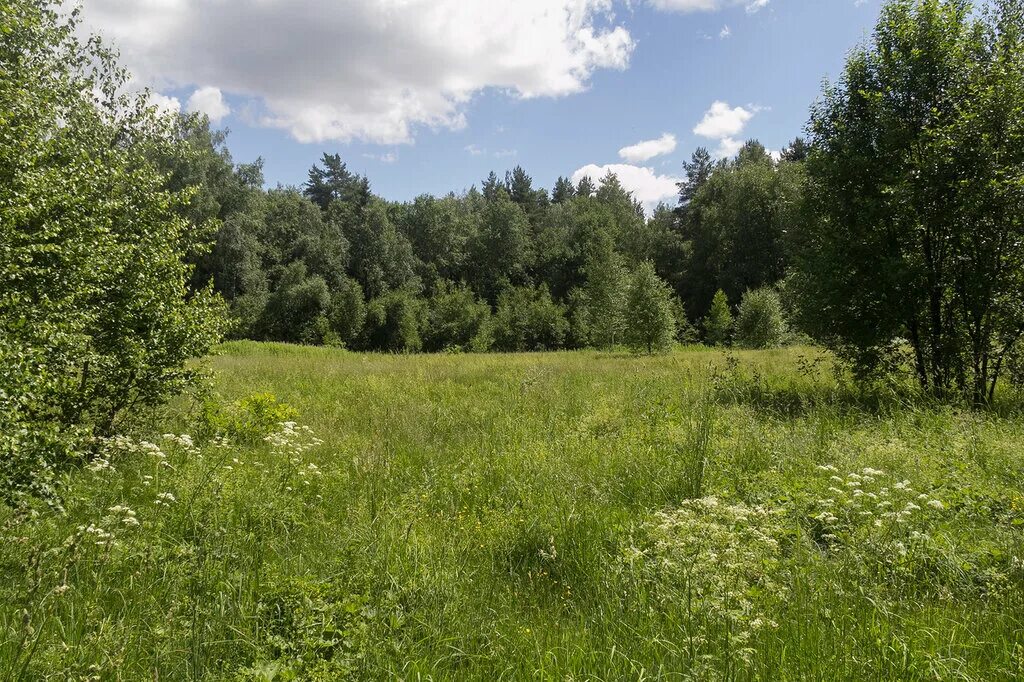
[[2, 344, 1023, 680]]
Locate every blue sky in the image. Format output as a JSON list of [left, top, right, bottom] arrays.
[[81, 0, 883, 208]]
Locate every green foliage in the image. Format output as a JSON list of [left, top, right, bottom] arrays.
[[362, 289, 426, 353], [423, 281, 493, 352], [0, 0, 224, 505], [678, 142, 804, 319], [669, 295, 700, 344], [735, 288, 787, 349], [328, 277, 367, 348], [703, 289, 734, 346], [258, 262, 332, 344], [791, 0, 1024, 405], [579, 233, 627, 349], [492, 285, 569, 351], [198, 392, 299, 444], [469, 192, 532, 303], [623, 261, 676, 355]]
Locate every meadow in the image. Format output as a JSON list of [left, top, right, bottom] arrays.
[[2, 342, 1023, 680]]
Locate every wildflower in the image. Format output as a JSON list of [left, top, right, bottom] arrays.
[[927, 499, 944, 510], [87, 458, 114, 473], [155, 492, 176, 506], [862, 467, 885, 477]]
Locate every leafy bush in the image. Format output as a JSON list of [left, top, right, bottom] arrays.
[[1, 1, 224, 506], [362, 289, 427, 352], [735, 288, 787, 349], [328, 277, 367, 348], [423, 281, 493, 352], [197, 392, 299, 444], [492, 285, 569, 351]]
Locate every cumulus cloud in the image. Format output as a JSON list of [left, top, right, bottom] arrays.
[[186, 86, 230, 123], [693, 100, 760, 158], [618, 133, 677, 163], [571, 163, 681, 214], [146, 91, 181, 116], [648, 0, 769, 12], [693, 101, 754, 138], [80, 0, 634, 145]]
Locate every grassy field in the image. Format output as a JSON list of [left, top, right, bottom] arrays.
[[3, 342, 1024, 680]]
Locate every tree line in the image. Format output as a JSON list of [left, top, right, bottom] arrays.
[[171, 123, 805, 355]]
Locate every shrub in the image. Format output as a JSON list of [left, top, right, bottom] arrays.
[[703, 289, 734, 346], [0, 2, 224, 506], [328, 277, 367, 347], [362, 289, 426, 352], [670, 296, 700, 344], [259, 262, 332, 344], [423, 281, 492, 352], [735, 288, 787, 349], [492, 285, 569, 352], [197, 392, 300, 444]]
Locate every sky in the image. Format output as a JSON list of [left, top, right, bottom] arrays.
[[78, 0, 884, 211]]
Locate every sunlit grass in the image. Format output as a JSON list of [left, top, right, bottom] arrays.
[[2, 343, 1023, 679]]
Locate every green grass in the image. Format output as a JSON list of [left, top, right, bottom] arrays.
[[3, 342, 1024, 680]]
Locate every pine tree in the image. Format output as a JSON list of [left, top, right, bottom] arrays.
[[552, 176, 576, 204], [576, 176, 596, 198], [623, 262, 675, 355]]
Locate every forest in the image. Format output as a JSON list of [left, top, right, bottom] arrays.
[[177, 125, 805, 355]]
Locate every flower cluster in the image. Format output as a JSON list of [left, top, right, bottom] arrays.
[[162, 433, 198, 453], [629, 497, 785, 665], [812, 466, 945, 542], [106, 505, 140, 528], [265, 422, 323, 459]]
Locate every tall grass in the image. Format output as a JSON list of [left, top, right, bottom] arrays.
[[1, 343, 1023, 679]]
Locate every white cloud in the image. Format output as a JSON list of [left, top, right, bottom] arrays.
[[648, 0, 770, 12], [80, 0, 634, 145], [618, 133, 677, 163], [720, 25, 732, 39], [713, 137, 745, 158], [186, 86, 230, 123], [692, 100, 763, 158], [147, 91, 181, 116], [693, 101, 755, 138], [571, 163, 681, 214], [464, 144, 517, 159], [362, 151, 398, 164]]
